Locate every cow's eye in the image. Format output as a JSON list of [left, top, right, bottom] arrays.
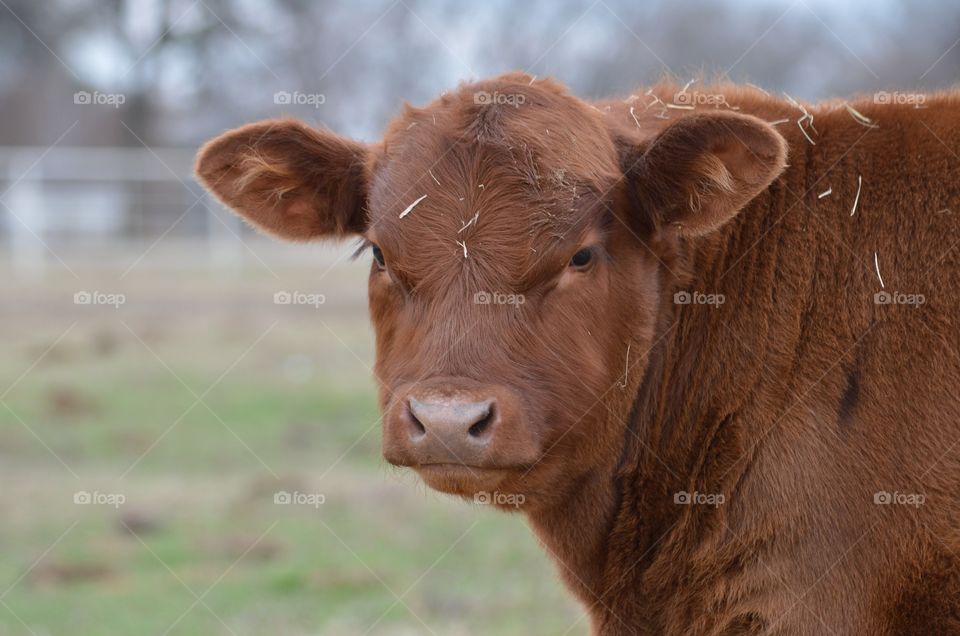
[[569, 247, 593, 269], [371, 244, 385, 268]]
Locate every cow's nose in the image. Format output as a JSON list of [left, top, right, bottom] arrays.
[[406, 396, 495, 442], [382, 378, 540, 471]]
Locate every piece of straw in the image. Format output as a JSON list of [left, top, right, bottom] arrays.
[[458, 211, 479, 234], [845, 104, 878, 128], [850, 176, 862, 216], [399, 194, 428, 219]]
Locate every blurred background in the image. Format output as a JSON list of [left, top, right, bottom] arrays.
[[1, 0, 957, 634]]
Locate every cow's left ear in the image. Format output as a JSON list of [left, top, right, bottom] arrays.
[[622, 112, 787, 237]]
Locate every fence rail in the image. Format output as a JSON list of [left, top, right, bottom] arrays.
[[0, 146, 249, 277]]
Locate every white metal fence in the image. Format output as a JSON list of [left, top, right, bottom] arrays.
[[0, 146, 248, 277]]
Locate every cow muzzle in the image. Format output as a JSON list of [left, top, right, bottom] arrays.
[[382, 377, 540, 493]]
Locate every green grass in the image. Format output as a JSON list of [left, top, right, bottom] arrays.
[[0, 260, 581, 636]]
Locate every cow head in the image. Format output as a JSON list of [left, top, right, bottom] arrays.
[[195, 74, 786, 512]]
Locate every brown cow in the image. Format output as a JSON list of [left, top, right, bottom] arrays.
[[195, 73, 960, 635]]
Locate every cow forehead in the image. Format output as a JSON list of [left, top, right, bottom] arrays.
[[362, 82, 622, 290], [367, 136, 604, 291]]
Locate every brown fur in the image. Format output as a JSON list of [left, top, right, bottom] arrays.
[[196, 73, 960, 635]]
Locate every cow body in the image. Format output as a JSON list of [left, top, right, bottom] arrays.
[[580, 88, 960, 635], [196, 76, 960, 635]]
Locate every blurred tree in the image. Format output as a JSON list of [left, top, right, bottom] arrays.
[[0, 0, 957, 146]]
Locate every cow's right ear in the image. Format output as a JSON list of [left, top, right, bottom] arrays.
[[195, 119, 369, 241]]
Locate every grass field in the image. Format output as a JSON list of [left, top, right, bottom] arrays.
[[0, 243, 581, 635]]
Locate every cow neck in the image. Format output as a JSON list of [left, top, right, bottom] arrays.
[[593, 167, 794, 628], [533, 99, 803, 630]]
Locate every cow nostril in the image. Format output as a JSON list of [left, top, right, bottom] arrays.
[[407, 409, 426, 438], [468, 406, 494, 438]]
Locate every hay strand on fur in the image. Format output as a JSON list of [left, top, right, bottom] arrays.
[[850, 176, 862, 217], [399, 194, 428, 219], [845, 103, 879, 128], [458, 211, 479, 234]]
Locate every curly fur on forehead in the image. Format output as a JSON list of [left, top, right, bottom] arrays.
[[378, 72, 621, 188], [365, 73, 621, 292]]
